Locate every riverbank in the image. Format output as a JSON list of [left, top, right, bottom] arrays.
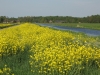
[[47, 23, 100, 30], [37, 23, 100, 36]]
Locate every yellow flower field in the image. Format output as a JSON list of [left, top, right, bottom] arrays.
[[0, 23, 100, 75]]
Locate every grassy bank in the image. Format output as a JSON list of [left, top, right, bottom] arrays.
[[47, 23, 100, 30], [0, 23, 100, 75]]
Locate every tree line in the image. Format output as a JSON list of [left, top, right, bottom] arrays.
[[0, 14, 100, 23]]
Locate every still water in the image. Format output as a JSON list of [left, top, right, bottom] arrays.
[[37, 23, 100, 36]]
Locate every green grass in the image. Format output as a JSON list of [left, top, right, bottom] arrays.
[[48, 23, 100, 30]]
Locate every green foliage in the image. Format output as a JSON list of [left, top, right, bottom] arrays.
[[0, 14, 100, 23]]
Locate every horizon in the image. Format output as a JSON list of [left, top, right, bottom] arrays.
[[1, 14, 100, 18]]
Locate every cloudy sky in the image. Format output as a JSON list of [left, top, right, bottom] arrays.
[[0, 0, 100, 17]]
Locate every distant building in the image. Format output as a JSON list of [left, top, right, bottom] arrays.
[[49, 20, 52, 23]]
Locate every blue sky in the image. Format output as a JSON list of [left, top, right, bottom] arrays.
[[0, 0, 100, 17]]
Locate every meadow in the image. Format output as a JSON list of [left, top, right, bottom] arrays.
[[0, 23, 100, 75], [48, 23, 100, 30], [0, 23, 16, 29]]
